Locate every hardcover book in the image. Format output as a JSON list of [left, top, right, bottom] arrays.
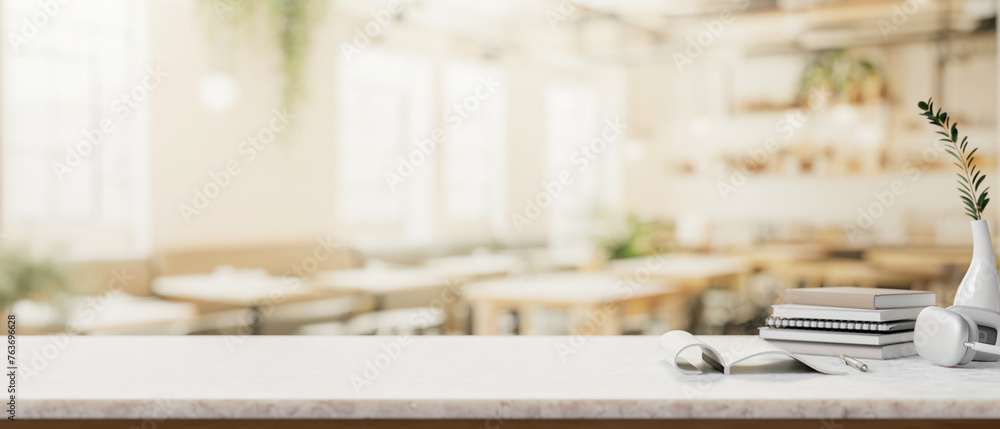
[[782, 287, 935, 309], [770, 304, 924, 321]]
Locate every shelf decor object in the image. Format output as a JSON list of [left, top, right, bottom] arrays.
[[918, 98, 999, 313], [799, 50, 884, 105]]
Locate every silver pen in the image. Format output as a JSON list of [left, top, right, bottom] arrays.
[[840, 354, 868, 372]]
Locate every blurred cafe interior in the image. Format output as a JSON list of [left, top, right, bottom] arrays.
[[2, 0, 999, 338]]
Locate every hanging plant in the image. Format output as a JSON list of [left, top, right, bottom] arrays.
[[205, 0, 328, 110]]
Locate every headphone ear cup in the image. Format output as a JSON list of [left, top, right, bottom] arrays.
[[916, 307, 975, 366], [957, 312, 979, 365]]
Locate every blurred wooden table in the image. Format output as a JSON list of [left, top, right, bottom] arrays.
[[609, 254, 749, 293], [423, 253, 521, 281], [732, 243, 830, 271], [863, 246, 983, 304], [773, 258, 927, 290], [153, 270, 320, 334], [312, 267, 454, 310], [463, 272, 682, 335], [312, 267, 461, 332], [863, 247, 979, 276]]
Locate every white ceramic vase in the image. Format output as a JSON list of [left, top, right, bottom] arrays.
[[954, 219, 1000, 312], [949, 220, 1000, 361]]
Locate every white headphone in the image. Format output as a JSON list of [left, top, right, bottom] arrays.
[[915, 248, 1000, 367], [915, 305, 1000, 366]]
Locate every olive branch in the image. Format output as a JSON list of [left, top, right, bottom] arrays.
[[918, 98, 989, 220]]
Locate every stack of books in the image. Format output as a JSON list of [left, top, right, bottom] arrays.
[[758, 287, 936, 360]]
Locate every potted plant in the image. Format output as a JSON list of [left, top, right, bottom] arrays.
[[0, 249, 69, 316], [917, 98, 998, 311], [601, 215, 674, 260]]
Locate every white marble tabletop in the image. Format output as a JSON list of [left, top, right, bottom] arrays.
[[17, 335, 1000, 419]]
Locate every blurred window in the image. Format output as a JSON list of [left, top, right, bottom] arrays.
[[545, 85, 620, 244], [337, 50, 433, 240], [1, 0, 150, 257], [441, 61, 506, 223]]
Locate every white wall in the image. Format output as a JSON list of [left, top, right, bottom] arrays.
[[150, 1, 338, 250], [148, 1, 621, 251], [147, 2, 995, 252]]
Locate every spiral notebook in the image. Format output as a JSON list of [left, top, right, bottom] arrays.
[[765, 317, 916, 332], [758, 327, 914, 345]]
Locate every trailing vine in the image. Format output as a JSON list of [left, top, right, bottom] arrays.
[[206, 0, 328, 110]]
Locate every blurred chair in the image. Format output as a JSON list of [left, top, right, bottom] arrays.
[[71, 257, 154, 296], [311, 265, 462, 332], [297, 307, 445, 335], [464, 272, 680, 335], [507, 244, 602, 273], [184, 295, 357, 335], [13, 292, 198, 335], [693, 271, 787, 335], [260, 295, 358, 334], [184, 308, 255, 335], [152, 241, 361, 277], [423, 251, 522, 281], [80, 296, 197, 335]]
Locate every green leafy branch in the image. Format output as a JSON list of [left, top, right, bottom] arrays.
[[918, 98, 989, 220]]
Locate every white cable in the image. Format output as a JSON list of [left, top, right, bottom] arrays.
[[964, 341, 1000, 356]]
